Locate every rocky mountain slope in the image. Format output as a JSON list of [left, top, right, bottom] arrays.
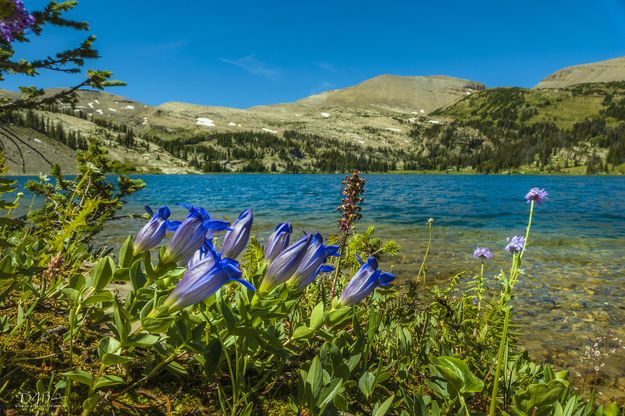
[[536, 56, 625, 89], [2, 56, 625, 174]]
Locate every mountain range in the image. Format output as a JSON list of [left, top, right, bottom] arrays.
[[2, 55, 625, 175]]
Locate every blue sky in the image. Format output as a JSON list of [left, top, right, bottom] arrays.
[[5, 0, 625, 108]]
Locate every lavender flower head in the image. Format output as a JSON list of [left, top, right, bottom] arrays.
[[260, 233, 311, 292], [133, 205, 171, 255], [0, 0, 35, 43], [505, 236, 525, 254], [338, 256, 395, 306], [221, 209, 253, 259], [161, 204, 229, 266], [525, 187, 548, 204], [473, 247, 493, 260], [288, 233, 339, 291], [164, 249, 253, 311], [264, 222, 292, 262]]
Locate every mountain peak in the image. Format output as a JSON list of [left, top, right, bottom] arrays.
[[536, 56, 625, 89]]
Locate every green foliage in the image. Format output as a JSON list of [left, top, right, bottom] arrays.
[[0, 1, 123, 114], [418, 82, 625, 173], [0, 149, 623, 415]]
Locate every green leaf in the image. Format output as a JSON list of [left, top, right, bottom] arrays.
[[119, 236, 134, 268], [94, 374, 126, 390], [372, 394, 395, 416], [333, 393, 348, 411], [292, 326, 315, 340], [306, 356, 323, 400], [358, 371, 376, 399], [129, 261, 147, 291], [309, 301, 325, 330], [61, 288, 80, 304], [511, 380, 568, 416], [90, 256, 116, 291], [68, 274, 86, 291], [431, 356, 484, 395], [327, 306, 352, 326], [63, 370, 94, 387], [603, 402, 621, 416], [101, 353, 132, 366], [125, 333, 160, 347], [83, 290, 114, 306], [82, 395, 99, 413], [98, 336, 121, 359]]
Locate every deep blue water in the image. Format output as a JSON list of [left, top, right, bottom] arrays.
[[9, 173, 625, 391]]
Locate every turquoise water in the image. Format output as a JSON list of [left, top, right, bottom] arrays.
[[11, 174, 625, 395]]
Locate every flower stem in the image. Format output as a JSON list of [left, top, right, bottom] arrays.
[[489, 306, 510, 416]]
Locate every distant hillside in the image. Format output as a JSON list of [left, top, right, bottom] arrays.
[[284, 75, 485, 113], [417, 82, 625, 173], [2, 57, 625, 175], [536, 56, 625, 89]]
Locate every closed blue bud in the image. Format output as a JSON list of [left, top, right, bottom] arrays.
[[162, 204, 230, 266], [133, 205, 171, 255], [288, 233, 339, 291], [264, 222, 292, 262], [338, 256, 395, 306], [164, 253, 254, 311], [260, 233, 312, 292], [221, 209, 253, 259]]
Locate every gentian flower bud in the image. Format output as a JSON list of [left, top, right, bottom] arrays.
[[260, 233, 312, 292], [162, 204, 229, 266], [164, 253, 254, 311], [264, 222, 292, 262], [288, 233, 339, 291], [338, 256, 395, 306], [221, 209, 253, 259], [133, 206, 171, 255]]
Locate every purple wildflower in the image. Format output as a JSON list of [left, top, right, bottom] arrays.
[[260, 233, 312, 292], [338, 256, 395, 306], [525, 187, 548, 204], [505, 236, 525, 254], [161, 204, 229, 266], [473, 247, 493, 260], [0, 0, 35, 43], [133, 206, 172, 255], [221, 209, 253, 259], [164, 252, 253, 312]]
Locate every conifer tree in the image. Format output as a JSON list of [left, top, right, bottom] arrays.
[[0, 0, 123, 114]]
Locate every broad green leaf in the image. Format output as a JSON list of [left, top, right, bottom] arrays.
[[83, 290, 114, 306], [119, 236, 134, 268], [125, 333, 160, 347], [372, 394, 395, 416], [101, 353, 132, 366], [309, 301, 325, 330], [292, 326, 315, 340], [91, 256, 116, 291], [63, 370, 94, 387], [358, 371, 376, 399], [306, 356, 323, 400], [431, 356, 484, 394], [94, 374, 126, 390], [98, 336, 121, 359]]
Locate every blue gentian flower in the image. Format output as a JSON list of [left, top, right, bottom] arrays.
[[473, 247, 493, 260], [288, 233, 339, 291], [525, 187, 548, 204], [338, 256, 395, 306], [505, 236, 525, 254], [260, 233, 312, 292], [264, 222, 292, 262], [164, 252, 254, 311], [162, 204, 230, 266], [221, 209, 253, 259], [133, 205, 172, 255]]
